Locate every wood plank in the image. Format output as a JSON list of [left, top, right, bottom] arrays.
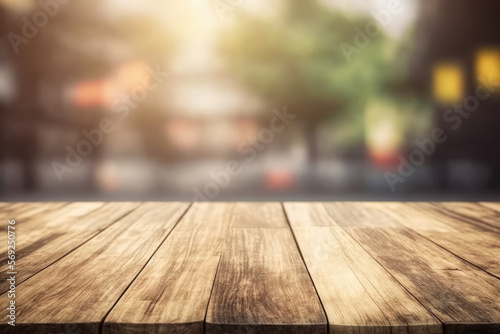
[[0, 202, 128, 293], [206, 202, 327, 334], [409, 202, 500, 232], [0, 202, 189, 334], [365, 202, 500, 278], [479, 202, 500, 213], [0, 202, 68, 220], [104, 202, 235, 334], [284, 202, 441, 334], [12, 202, 105, 226], [1, 202, 70, 282], [0, 202, 35, 213], [323, 202, 500, 334], [0, 202, 36, 213], [0, 203, 69, 238]]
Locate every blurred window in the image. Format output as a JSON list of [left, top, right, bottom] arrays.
[[433, 63, 464, 104], [476, 48, 500, 85]]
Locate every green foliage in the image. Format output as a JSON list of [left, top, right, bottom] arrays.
[[218, 1, 399, 120]]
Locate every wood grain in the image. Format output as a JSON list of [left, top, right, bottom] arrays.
[[1, 202, 70, 288], [1, 201, 498, 333], [284, 202, 441, 334], [480, 202, 500, 213], [104, 202, 235, 334], [0, 202, 105, 291], [409, 202, 500, 232], [206, 202, 327, 334], [0, 202, 68, 221], [0, 202, 69, 241], [0, 202, 140, 293], [0, 202, 189, 334], [366, 202, 500, 278], [0, 202, 39, 213], [323, 202, 500, 334]]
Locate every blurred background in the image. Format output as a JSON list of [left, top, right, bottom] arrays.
[[1, 0, 500, 201]]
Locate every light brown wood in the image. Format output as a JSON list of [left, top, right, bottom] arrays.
[[410, 202, 500, 232], [0, 202, 68, 221], [0, 203, 69, 241], [206, 202, 327, 334], [0, 202, 189, 334], [0, 202, 38, 213], [0, 202, 139, 293], [480, 202, 500, 213], [1, 202, 70, 286], [104, 202, 235, 334], [1, 201, 499, 333], [284, 202, 441, 334], [0, 202, 104, 291], [323, 202, 500, 334], [366, 202, 500, 278]]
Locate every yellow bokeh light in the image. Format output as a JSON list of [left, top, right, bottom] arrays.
[[476, 48, 500, 85], [433, 63, 464, 104]]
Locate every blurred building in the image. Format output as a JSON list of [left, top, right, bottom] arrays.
[[411, 0, 500, 191], [1, 0, 500, 199]]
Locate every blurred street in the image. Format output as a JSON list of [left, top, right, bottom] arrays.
[[1, 0, 500, 200]]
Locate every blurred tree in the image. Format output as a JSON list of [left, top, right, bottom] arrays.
[[219, 1, 399, 167]]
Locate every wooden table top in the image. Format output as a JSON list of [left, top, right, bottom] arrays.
[[1, 202, 499, 334]]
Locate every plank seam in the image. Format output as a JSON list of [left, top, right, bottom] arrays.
[[393, 203, 500, 280], [331, 229, 395, 329], [203, 203, 236, 333], [321, 203, 445, 331], [478, 202, 500, 214], [203, 245, 224, 333], [0, 203, 141, 296], [422, 203, 500, 234], [403, 226, 500, 281], [281, 203, 330, 334], [99, 202, 193, 334]]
